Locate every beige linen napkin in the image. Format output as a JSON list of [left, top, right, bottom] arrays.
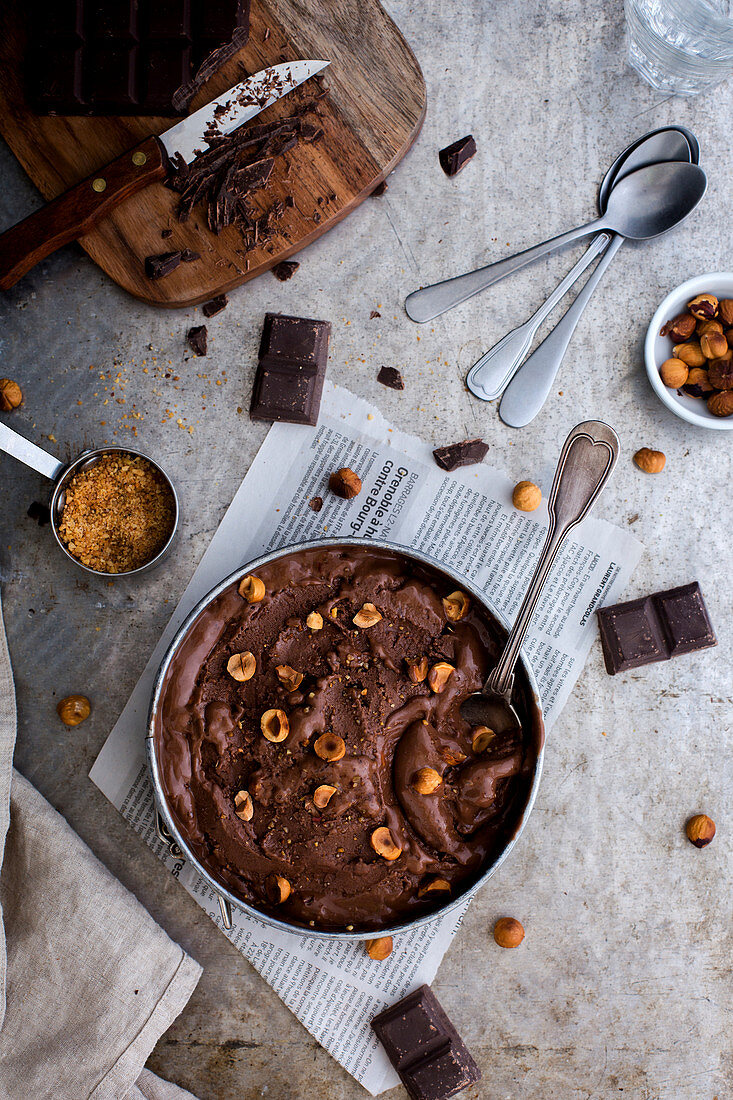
[[0, 595, 202, 1100]]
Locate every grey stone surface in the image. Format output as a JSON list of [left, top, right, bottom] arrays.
[[0, 2, 731, 1098]]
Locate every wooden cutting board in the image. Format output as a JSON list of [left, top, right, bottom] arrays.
[[0, 0, 425, 308]]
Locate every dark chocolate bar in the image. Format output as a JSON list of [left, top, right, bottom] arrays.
[[145, 251, 182, 279], [433, 438, 488, 472], [187, 325, 207, 356], [202, 294, 228, 318], [249, 313, 330, 426], [372, 985, 481, 1100], [597, 581, 717, 675], [439, 135, 477, 177], [27, 0, 250, 116]]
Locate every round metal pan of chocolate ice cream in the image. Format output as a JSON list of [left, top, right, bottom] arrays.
[[147, 539, 544, 939]]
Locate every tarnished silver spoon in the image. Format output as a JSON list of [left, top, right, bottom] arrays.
[[460, 420, 619, 732]]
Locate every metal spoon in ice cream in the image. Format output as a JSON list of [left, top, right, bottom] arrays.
[[459, 421, 619, 733]]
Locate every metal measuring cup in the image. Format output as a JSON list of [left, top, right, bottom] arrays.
[[0, 422, 178, 578]]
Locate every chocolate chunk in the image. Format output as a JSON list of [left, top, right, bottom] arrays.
[[272, 260, 300, 282], [439, 135, 477, 177], [181, 249, 200, 263], [308, 496, 323, 512], [370, 310, 381, 319], [202, 294, 228, 318], [187, 325, 208, 356], [371, 180, 389, 196], [372, 986, 481, 1100], [27, 0, 250, 115], [433, 439, 488, 472], [250, 313, 330, 426], [597, 582, 717, 676], [27, 501, 51, 527], [145, 251, 182, 279], [377, 366, 404, 390]]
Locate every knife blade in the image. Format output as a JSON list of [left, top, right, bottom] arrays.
[[0, 60, 330, 292]]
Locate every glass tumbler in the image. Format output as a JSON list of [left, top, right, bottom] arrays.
[[625, 0, 733, 94]]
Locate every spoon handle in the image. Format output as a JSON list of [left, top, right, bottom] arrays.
[[0, 421, 64, 482], [404, 218, 603, 323], [466, 233, 611, 401], [486, 420, 619, 698], [499, 234, 625, 428]]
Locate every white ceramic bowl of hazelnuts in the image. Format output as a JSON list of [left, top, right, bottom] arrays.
[[645, 272, 733, 431]]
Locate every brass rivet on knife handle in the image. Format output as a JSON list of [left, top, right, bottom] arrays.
[[131, 151, 148, 167], [91, 178, 107, 193]]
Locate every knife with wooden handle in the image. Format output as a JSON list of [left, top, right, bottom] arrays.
[[0, 59, 329, 291]]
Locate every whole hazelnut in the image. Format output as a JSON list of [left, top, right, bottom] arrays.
[[493, 917, 525, 949], [661, 312, 696, 343], [708, 391, 733, 417], [227, 651, 256, 682], [700, 330, 728, 360], [353, 603, 382, 628], [365, 936, 393, 961], [633, 448, 665, 474], [406, 656, 429, 683], [717, 299, 733, 326], [0, 379, 22, 412], [427, 661, 455, 694], [265, 873, 291, 904], [687, 293, 718, 320], [411, 766, 443, 794], [239, 574, 265, 603], [659, 359, 688, 388], [234, 790, 254, 821], [512, 480, 542, 512], [673, 341, 706, 368], [329, 467, 362, 499], [682, 368, 714, 398], [57, 694, 91, 726], [685, 813, 716, 848], [708, 358, 733, 390], [696, 319, 723, 337]]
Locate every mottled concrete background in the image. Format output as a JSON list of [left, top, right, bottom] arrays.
[[0, 2, 730, 1098]]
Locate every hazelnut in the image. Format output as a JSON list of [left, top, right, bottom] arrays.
[[227, 651, 256, 682], [417, 876, 451, 898], [0, 378, 22, 411], [260, 708, 289, 743], [314, 732, 346, 761], [700, 330, 728, 359], [685, 813, 716, 848], [353, 603, 382, 628], [440, 746, 467, 766], [696, 319, 723, 337], [660, 312, 696, 342], [306, 611, 324, 630], [370, 826, 402, 860], [718, 299, 733, 326], [276, 664, 304, 692], [673, 341, 706, 368], [406, 656, 429, 683], [682, 368, 714, 398], [427, 661, 455, 693], [56, 694, 91, 726], [442, 590, 470, 621], [708, 358, 733, 390], [687, 293, 718, 320], [493, 916, 525, 948], [471, 726, 495, 754], [365, 936, 393, 960], [412, 767, 443, 794], [313, 783, 337, 809], [707, 390, 733, 417], [239, 574, 266, 603], [659, 359, 688, 388], [265, 873, 291, 904], [633, 448, 665, 474], [329, 467, 362, 499], [234, 790, 254, 821], [512, 480, 542, 512]]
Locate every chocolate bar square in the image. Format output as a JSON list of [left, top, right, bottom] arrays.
[[597, 581, 717, 675], [372, 986, 480, 1100], [250, 313, 331, 427]]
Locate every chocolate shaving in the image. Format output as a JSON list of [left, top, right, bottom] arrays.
[[145, 251, 182, 279], [272, 260, 300, 281], [308, 496, 323, 512], [370, 310, 381, 319]]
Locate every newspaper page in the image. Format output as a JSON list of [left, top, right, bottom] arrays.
[[90, 383, 643, 1095]]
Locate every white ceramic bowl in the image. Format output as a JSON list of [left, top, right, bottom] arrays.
[[645, 272, 733, 431]]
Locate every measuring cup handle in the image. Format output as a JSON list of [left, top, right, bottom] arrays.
[[0, 422, 65, 482], [486, 420, 619, 697]]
